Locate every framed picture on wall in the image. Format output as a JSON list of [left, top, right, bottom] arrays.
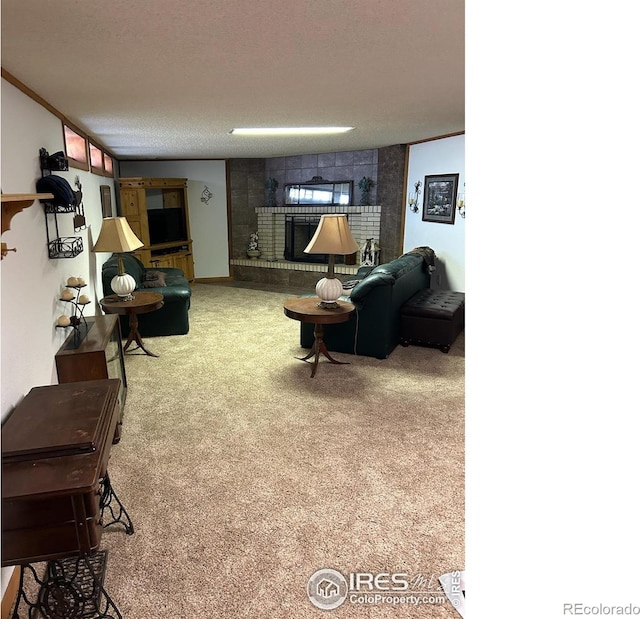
[[100, 185, 112, 218], [422, 173, 459, 224]]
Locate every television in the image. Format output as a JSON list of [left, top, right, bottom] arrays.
[[147, 208, 187, 245]]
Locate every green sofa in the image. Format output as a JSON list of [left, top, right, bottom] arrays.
[[101, 254, 192, 337], [300, 248, 434, 359]]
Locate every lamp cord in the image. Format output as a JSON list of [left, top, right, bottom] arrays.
[[352, 306, 360, 356]]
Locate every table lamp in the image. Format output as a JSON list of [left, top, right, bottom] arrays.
[[93, 217, 144, 301], [304, 214, 360, 309]]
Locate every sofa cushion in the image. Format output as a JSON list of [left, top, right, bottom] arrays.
[[142, 270, 167, 288]]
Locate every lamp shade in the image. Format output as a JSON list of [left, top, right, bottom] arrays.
[[92, 217, 144, 253], [304, 214, 359, 255]]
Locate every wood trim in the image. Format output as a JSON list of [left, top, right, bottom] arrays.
[[194, 276, 233, 284], [401, 143, 411, 241], [225, 159, 234, 260], [1, 567, 20, 619], [1, 68, 59, 118], [406, 130, 465, 147], [1, 67, 117, 163]]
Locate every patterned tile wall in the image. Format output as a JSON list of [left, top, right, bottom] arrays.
[[265, 149, 378, 207]]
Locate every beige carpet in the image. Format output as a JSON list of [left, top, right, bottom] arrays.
[[99, 283, 465, 618]]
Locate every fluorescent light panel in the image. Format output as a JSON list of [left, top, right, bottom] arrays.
[[230, 126, 354, 136]]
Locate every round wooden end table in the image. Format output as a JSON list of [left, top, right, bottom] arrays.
[[283, 297, 355, 378], [100, 291, 164, 357]]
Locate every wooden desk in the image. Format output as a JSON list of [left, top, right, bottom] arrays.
[[100, 291, 164, 357], [283, 297, 355, 378], [2, 379, 133, 617]]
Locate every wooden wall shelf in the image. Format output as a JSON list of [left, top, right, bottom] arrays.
[[1, 192, 54, 259], [1, 193, 53, 233]]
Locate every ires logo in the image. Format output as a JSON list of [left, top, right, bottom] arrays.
[[349, 572, 410, 591], [308, 569, 450, 610]]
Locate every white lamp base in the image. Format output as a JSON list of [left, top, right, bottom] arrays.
[[315, 277, 343, 309], [111, 273, 136, 301]]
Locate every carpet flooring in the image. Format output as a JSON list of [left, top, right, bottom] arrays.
[[97, 283, 465, 618]]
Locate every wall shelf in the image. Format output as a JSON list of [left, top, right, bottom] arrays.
[[48, 236, 84, 259], [1, 193, 53, 233], [1, 193, 54, 259], [43, 202, 76, 214], [38, 155, 84, 259]]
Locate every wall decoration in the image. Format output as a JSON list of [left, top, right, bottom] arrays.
[[73, 177, 86, 231], [100, 185, 112, 218], [357, 176, 374, 206], [422, 173, 459, 224], [201, 185, 213, 205]]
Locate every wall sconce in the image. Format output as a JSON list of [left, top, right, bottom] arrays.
[[408, 181, 422, 213], [457, 184, 465, 218]]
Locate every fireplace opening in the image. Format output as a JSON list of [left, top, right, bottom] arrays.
[[284, 215, 352, 264]]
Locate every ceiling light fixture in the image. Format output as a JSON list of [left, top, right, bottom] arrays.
[[230, 127, 354, 136]]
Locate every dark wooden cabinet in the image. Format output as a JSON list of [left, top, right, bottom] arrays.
[[2, 379, 132, 617], [55, 314, 127, 410], [1, 379, 121, 565]]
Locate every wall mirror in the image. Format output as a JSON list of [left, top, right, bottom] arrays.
[[284, 177, 353, 206]]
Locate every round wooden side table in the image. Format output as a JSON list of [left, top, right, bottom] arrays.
[[100, 291, 164, 357], [283, 297, 355, 378]]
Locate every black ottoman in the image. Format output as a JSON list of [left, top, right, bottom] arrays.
[[400, 289, 465, 353]]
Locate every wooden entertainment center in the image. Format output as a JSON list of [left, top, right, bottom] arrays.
[[118, 177, 195, 281]]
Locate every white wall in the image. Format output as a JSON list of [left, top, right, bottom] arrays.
[[403, 134, 465, 292], [119, 160, 229, 278], [1, 78, 118, 595]]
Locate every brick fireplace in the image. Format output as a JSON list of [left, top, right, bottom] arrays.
[[230, 204, 381, 284], [227, 146, 405, 288]]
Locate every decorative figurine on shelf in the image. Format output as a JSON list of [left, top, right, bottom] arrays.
[[247, 232, 261, 259], [360, 238, 380, 267], [358, 176, 374, 206], [265, 177, 279, 207]]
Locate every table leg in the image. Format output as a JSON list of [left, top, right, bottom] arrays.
[[122, 314, 158, 357], [298, 323, 349, 378], [100, 472, 135, 535]]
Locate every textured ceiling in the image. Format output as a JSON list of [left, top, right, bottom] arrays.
[[1, 0, 464, 160]]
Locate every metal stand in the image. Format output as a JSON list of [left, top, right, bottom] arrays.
[[10, 473, 134, 618], [11, 552, 121, 619], [100, 472, 135, 535]]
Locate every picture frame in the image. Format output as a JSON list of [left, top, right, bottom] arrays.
[[422, 173, 459, 224], [100, 185, 112, 218]]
